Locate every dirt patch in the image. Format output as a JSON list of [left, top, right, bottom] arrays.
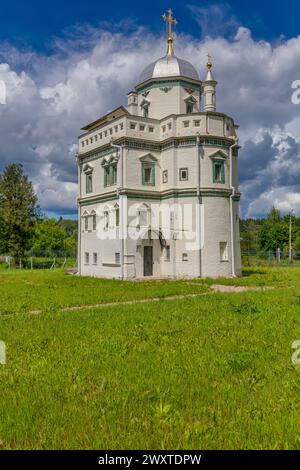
[[210, 285, 274, 293]]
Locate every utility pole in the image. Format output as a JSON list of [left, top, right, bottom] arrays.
[[289, 210, 293, 263]]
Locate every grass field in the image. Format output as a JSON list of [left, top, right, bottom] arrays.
[[1, 267, 300, 449]]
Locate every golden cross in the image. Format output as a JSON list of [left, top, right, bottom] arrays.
[[162, 8, 177, 55]]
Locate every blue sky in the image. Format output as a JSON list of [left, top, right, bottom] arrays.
[[1, 0, 300, 47], [1, 1, 300, 218]]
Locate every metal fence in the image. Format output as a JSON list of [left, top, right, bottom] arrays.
[[0, 251, 77, 271], [1, 249, 300, 272], [241, 249, 300, 267]]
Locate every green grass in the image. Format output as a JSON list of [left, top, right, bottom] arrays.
[[0, 269, 208, 315], [1, 267, 300, 449]]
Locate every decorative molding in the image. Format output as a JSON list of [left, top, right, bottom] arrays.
[[136, 78, 201, 94], [78, 188, 240, 206], [160, 86, 172, 93]]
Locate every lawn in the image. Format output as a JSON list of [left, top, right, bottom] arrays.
[[1, 267, 300, 449]]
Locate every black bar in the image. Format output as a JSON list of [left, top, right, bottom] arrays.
[[0, 450, 299, 468]]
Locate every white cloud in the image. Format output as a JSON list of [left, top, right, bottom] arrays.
[[1, 19, 300, 216]]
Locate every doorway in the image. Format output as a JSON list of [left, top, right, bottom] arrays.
[[143, 246, 153, 276]]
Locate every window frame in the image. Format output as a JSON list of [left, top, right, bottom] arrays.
[[115, 206, 120, 227], [104, 163, 117, 187], [220, 242, 229, 262], [164, 245, 170, 261], [84, 216, 89, 231], [162, 170, 168, 184], [142, 162, 155, 186], [179, 168, 189, 182], [85, 172, 93, 193], [92, 214, 97, 231], [93, 252, 98, 265], [213, 160, 225, 184]]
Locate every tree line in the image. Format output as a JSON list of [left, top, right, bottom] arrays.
[[0, 164, 77, 258], [240, 207, 300, 255]]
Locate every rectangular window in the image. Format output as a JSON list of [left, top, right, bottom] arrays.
[[168, 122, 172, 130], [182, 253, 188, 262], [186, 103, 193, 114], [139, 124, 145, 131], [93, 252, 98, 265], [142, 163, 155, 186], [114, 125, 118, 132], [120, 123, 124, 130], [194, 120, 200, 127], [143, 107, 149, 118], [220, 242, 228, 261], [130, 123, 136, 130], [84, 217, 89, 231], [81, 141, 84, 147], [115, 253, 120, 265], [149, 126, 154, 133], [104, 164, 117, 187], [162, 125, 166, 133], [109, 128, 113, 135], [213, 160, 225, 183], [92, 214, 97, 231], [99, 133, 102, 139], [183, 120, 189, 128], [85, 252, 89, 264], [165, 246, 170, 261], [90, 137, 93, 143], [179, 168, 188, 181], [86, 173, 93, 193], [163, 170, 168, 183]]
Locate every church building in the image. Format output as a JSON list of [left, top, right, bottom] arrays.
[[76, 10, 241, 279]]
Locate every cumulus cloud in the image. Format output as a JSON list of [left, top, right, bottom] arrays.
[[0, 15, 300, 217], [188, 3, 240, 39]]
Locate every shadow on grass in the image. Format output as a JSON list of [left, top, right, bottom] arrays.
[[241, 269, 265, 277]]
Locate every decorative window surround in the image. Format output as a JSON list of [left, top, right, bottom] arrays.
[[179, 168, 188, 181], [220, 242, 229, 262], [83, 163, 94, 194]]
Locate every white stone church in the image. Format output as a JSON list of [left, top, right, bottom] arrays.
[[76, 10, 241, 279]]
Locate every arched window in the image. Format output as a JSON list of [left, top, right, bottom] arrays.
[[137, 203, 151, 227], [91, 210, 97, 231], [114, 203, 120, 227], [82, 210, 90, 231]]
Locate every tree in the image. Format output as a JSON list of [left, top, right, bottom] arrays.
[[31, 218, 65, 254], [258, 207, 289, 253], [0, 164, 40, 258]]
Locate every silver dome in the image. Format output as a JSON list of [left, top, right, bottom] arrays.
[[139, 53, 199, 84]]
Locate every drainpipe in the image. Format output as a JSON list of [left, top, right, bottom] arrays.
[[111, 139, 125, 280], [76, 153, 81, 275], [196, 132, 202, 278], [229, 138, 239, 278]]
